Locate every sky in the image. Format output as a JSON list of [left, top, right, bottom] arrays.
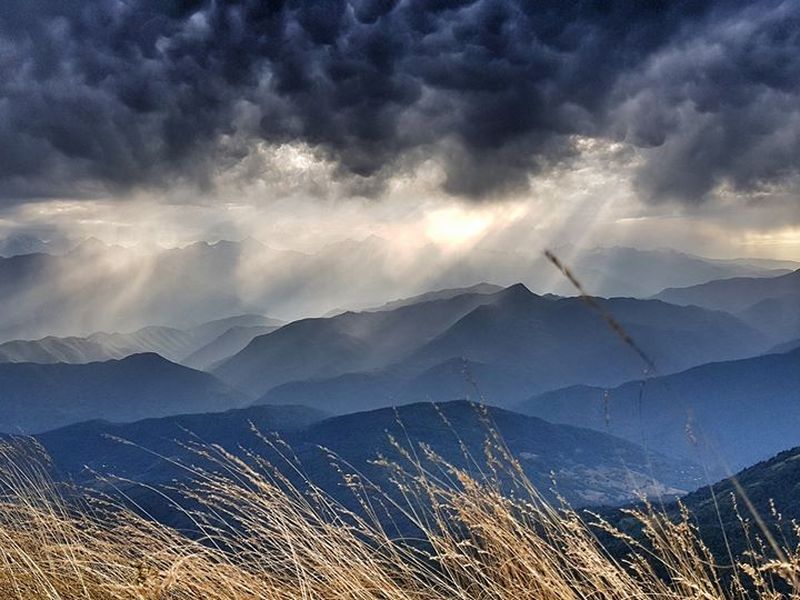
[[1, 0, 800, 260]]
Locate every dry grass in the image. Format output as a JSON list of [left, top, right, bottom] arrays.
[[0, 431, 798, 600]]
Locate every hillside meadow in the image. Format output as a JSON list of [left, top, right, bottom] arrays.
[[0, 430, 797, 600]]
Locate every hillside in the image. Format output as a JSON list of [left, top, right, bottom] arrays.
[[653, 270, 800, 344], [182, 324, 279, 370], [36, 404, 328, 485], [33, 401, 702, 523], [769, 337, 800, 354], [679, 445, 800, 557], [518, 347, 800, 473], [0, 353, 251, 433], [602, 444, 800, 562], [88, 314, 280, 363]]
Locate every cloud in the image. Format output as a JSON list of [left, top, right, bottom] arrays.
[[611, 0, 800, 204], [0, 0, 799, 206]]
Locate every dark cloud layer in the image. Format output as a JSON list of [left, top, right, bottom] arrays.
[[1, 0, 799, 204]]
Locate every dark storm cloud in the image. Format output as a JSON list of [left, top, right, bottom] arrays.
[[0, 0, 799, 204]]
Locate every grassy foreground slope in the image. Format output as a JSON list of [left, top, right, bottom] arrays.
[[0, 433, 798, 600]]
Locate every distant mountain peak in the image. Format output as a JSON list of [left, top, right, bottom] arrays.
[[497, 282, 538, 301]]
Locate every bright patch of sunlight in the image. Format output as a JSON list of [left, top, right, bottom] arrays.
[[741, 227, 800, 260], [425, 207, 494, 250]]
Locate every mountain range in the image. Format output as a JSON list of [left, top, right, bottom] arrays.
[[0, 275, 783, 446], [0, 239, 292, 341], [0, 314, 280, 365], [654, 268, 800, 313], [256, 357, 541, 415], [1, 237, 795, 342], [0, 240, 796, 555], [544, 245, 797, 298], [653, 269, 800, 343], [213, 286, 509, 396], [220, 283, 767, 411]]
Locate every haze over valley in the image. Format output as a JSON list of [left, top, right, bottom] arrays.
[[1, 239, 798, 476]]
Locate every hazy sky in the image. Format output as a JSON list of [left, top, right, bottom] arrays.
[[1, 0, 799, 260]]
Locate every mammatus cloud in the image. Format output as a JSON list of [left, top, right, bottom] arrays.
[[1, 0, 799, 205]]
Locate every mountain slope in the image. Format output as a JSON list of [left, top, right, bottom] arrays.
[[736, 293, 800, 342], [652, 269, 800, 344], [678, 445, 800, 557], [518, 347, 800, 473], [553, 246, 795, 298], [35, 404, 328, 484], [293, 402, 701, 507], [219, 283, 766, 401], [86, 326, 197, 362], [89, 314, 280, 363], [182, 324, 279, 370], [421, 244, 796, 299], [363, 283, 504, 312], [653, 269, 800, 313], [769, 337, 800, 354], [257, 370, 404, 415], [0, 353, 251, 433], [186, 313, 283, 342]]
